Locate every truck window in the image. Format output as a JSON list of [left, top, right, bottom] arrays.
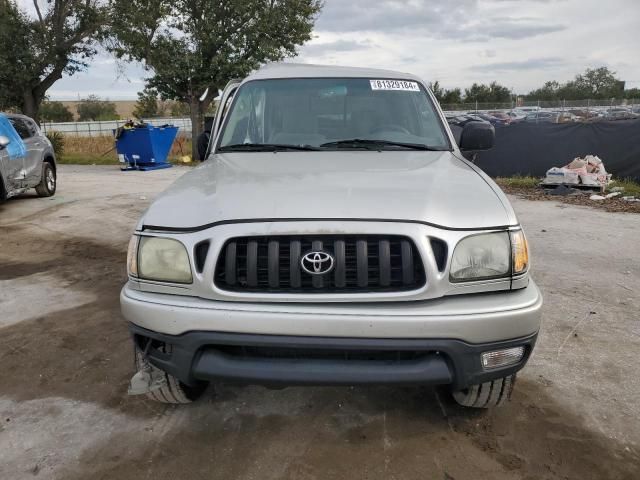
[[219, 78, 450, 150]]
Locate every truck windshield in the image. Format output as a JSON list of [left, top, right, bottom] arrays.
[[218, 78, 451, 151]]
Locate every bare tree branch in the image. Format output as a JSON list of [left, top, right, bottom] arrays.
[[32, 0, 44, 25]]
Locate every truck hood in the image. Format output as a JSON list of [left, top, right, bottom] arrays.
[[141, 151, 516, 231]]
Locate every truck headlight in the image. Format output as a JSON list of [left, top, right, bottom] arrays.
[[450, 230, 529, 282], [129, 236, 193, 284], [450, 232, 511, 282], [510, 230, 529, 275], [127, 235, 139, 277]]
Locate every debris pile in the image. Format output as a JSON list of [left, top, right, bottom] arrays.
[[543, 155, 611, 188]]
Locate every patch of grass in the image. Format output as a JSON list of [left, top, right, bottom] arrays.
[[54, 133, 194, 165], [58, 153, 119, 165], [495, 176, 540, 189], [608, 178, 640, 197]]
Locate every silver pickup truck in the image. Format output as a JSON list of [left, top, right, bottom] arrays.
[[122, 64, 542, 408], [0, 113, 57, 200]]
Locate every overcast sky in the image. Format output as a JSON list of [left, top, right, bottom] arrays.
[[42, 0, 640, 100]]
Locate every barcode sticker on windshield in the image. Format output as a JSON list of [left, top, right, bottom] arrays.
[[370, 80, 420, 91]]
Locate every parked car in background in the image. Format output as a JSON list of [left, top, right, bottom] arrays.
[[488, 111, 512, 124], [470, 112, 510, 126], [506, 111, 527, 123], [605, 107, 638, 121], [0, 113, 57, 201], [516, 106, 541, 113], [552, 111, 578, 123], [524, 111, 575, 124], [445, 113, 490, 128]]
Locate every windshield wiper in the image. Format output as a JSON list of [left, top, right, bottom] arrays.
[[218, 143, 321, 152], [319, 139, 447, 151]]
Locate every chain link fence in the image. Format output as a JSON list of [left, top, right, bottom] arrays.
[[40, 117, 192, 137], [441, 98, 640, 113], [39, 98, 640, 136]]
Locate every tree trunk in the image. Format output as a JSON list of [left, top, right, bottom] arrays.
[[189, 97, 204, 160], [22, 89, 41, 123]]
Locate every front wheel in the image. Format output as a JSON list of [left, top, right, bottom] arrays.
[[35, 162, 56, 197], [451, 374, 516, 408]]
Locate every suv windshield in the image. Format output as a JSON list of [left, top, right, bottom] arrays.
[[218, 78, 451, 151]]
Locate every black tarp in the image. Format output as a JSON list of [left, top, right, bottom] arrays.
[[473, 119, 640, 181]]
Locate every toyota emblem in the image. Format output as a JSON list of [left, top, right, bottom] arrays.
[[300, 251, 334, 275]]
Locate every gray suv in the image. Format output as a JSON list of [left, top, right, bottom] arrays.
[[121, 64, 542, 408], [0, 113, 57, 200]]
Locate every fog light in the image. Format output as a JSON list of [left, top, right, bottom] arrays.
[[481, 346, 525, 369]]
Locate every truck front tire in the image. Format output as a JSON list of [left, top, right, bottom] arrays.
[[134, 347, 208, 404], [452, 374, 516, 408]]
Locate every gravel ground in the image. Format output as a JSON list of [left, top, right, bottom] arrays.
[[1, 165, 639, 480]]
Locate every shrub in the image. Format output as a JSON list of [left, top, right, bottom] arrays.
[[45, 131, 65, 156]]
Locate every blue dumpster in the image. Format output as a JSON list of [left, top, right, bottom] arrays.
[[115, 124, 178, 171]]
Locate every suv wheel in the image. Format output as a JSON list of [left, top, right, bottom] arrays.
[[35, 162, 56, 197], [452, 374, 516, 408], [134, 347, 208, 404]]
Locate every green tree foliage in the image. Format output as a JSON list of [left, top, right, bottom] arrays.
[[77, 95, 119, 121], [40, 101, 74, 122], [569, 67, 625, 99], [0, 1, 30, 110], [170, 101, 190, 117], [526, 81, 561, 101], [0, 0, 108, 121], [464, 81, 512, 103], [428, 81, 463, 106], [133, 88, 160, 118], [526, 67, 626, 100], [108, 0, 322, 159], [624, 88, 640, 99]]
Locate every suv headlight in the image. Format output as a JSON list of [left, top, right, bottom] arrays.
[[127, 235, 192, 284], [450, 230, 529, 282]]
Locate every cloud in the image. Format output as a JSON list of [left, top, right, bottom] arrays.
[[470, 57, 566, 72], [315, 0, 476, 33], [314, 0, 565, 41], [42, 0, 640, 98], [301, 39, 375, 56], [482, 17, 566, 39]]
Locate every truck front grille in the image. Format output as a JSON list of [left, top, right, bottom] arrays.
[[214, 235, 426, 293]]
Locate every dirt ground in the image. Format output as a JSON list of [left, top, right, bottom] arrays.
[[1, 165, 639, 480]]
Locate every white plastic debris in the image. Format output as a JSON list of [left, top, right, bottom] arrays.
[[543, 155, 611, 188], [590, 194, 606, 200], [544, 167, 567, 184], [605, 192, 621, 199]]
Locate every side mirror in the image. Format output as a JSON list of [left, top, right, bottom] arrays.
[[459, 122, 495, 151], [0, 135, 10, 149]]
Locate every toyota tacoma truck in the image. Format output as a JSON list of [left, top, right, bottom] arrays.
[[121, 64, 542, 407]]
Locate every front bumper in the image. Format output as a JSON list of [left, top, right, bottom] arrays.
[[130, 324, 537, 390], [122, 281, 542, 389]]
